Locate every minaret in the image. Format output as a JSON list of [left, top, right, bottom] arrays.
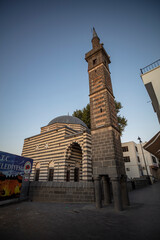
[[85, 28, 129, 210]]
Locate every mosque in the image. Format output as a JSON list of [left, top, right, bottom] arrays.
[[22, 28, 129, 210], [22, 115, 92, 182]]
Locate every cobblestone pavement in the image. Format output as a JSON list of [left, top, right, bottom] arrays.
[[0, 181, 160, 240]]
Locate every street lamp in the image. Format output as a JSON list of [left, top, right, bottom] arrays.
[[138, 136, 151, 184]]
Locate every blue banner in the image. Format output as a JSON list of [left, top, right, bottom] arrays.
[[0, 151, 33, 201]]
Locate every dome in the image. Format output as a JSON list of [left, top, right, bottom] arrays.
[[48, 115, 88, 128]]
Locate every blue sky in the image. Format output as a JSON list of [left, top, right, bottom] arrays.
[[0, 0, 160, 155]]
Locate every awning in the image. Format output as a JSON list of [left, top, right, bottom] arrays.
[[143, 131, 160, 159]]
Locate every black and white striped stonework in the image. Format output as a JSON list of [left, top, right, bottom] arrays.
[[22, 116, 92, 182]]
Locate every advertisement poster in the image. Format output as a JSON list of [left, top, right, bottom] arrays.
[[0, 151, 33, 201]]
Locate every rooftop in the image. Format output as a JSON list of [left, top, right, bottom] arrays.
[[140, 59, 160, 75], [48, 115, 88, 128]]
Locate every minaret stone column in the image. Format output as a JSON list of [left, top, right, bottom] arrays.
[[94, 176, 102, 208], [111, 177, 123, 211], [121, 175, 130, 207]]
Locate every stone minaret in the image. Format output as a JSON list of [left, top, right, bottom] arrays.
[[85, 28, 129, 210]]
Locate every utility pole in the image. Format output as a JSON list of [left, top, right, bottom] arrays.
[[138, 136, 151, 184]]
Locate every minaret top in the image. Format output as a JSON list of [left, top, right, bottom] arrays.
[[92, 27, 100, 48], [85, 28, 111, 65], [93, 27, 98, 38]]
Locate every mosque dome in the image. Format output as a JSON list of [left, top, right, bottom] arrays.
[[48, 115, 88, 128]]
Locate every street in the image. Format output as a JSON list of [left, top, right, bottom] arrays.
[[0, 181, 160, 240]]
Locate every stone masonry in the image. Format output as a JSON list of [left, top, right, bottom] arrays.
[[29, 181, 95, 203], [85, 28, 129, 210]]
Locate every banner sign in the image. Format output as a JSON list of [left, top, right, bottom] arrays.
[[0, 151, 33, 201]]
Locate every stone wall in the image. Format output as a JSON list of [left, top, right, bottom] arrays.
[[28, 179, 150, 204], [132, 178, 149, 189], [29, 181, 95, 203], [127, 179, 149, 191]]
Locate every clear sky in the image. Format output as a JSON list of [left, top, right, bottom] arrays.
[[0, 0, 160, 155]]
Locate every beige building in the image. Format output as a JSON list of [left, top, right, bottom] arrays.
[[122, 141, 160, 182], [22, 116, 92, 182], [140, 59, 160, 123], [140, 60, 160, 161]]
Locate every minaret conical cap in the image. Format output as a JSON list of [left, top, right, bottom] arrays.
[[92, 27, 100, 48], [93, 27, 98, 38]]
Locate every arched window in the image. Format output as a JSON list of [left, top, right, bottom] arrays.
[[74, 168, 79, 182], [48, 169, 54, 181], [66, 170, 70, 182], [48, 161, 54, 181], [35, 163, 40, 181]]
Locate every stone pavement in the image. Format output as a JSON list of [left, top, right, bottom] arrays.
[[0, 181, 160, 240]]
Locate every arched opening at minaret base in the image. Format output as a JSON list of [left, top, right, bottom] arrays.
[[94, 174, 130, 211]]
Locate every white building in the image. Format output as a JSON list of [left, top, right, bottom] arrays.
[[122, 142, 143, 179], [140, 59, 160, 123], [140, 59, 160, 172], [122, 141, 160, 182]]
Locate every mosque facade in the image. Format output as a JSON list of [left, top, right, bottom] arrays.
[[22, 116, 92, 182]]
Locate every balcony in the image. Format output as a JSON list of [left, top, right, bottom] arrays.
[[140, 59, 160, 74]]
